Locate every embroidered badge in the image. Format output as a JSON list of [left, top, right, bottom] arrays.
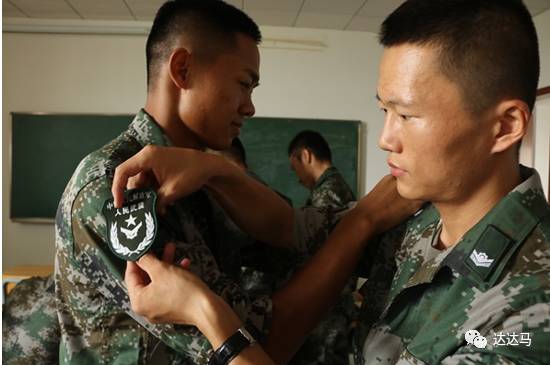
[[469, 249, 495, 268], [102, 188, 158, 261]]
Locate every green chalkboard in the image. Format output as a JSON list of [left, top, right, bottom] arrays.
[[11, 113, 133, 221], [10, 113, 359, 221]]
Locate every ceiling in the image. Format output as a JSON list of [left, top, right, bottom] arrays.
[[4, 0, 550, 33]]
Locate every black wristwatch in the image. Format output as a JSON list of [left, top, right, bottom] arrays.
[[208, 325, 257, 365]]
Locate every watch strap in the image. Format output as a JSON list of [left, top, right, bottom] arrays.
[[208, 325, 257, 365]]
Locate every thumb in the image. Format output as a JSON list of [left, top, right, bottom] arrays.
[[156, 186, 177, 216], [125, 261, 147, 290], [136, 253, 164, 278]]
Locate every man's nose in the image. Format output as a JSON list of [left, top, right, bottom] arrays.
[[378, 114, 401, 153], [240, 95, 255, 117]]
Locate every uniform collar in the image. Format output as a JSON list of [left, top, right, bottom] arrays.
[[442, 166, 549, 291], [312, 166, 338, 190], [128, 109, 172, 148]]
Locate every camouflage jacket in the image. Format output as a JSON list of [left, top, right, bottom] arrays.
[[350, 167, 550, 364], [297, 164, 357, 365], [291, 203, 359, 365], [54, 109, 272, 365], [3, 275, 59, 365], [305, 166, 355, 210]]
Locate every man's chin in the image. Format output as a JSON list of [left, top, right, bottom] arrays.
[[396, 182, 423, 201]]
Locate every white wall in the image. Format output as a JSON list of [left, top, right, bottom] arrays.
[[4, 9, 550, 267], [535, 10, 550, 88]]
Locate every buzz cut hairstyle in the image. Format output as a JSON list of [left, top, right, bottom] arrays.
[[288, 130, 332, 163], [146, 0, 262, 89], [379, 0, 539, 113]]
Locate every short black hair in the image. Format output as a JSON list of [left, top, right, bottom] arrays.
[[146, 0, 261, 89], [380, 0, 539, 113], [288, 130, 332, 163]]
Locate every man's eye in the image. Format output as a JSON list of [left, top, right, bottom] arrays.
[[399, 114, 411, 121], [240, 81, 251, 88], [380, 108, 387, 113]]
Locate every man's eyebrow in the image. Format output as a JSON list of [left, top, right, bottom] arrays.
[[375, 93, 414, 107]]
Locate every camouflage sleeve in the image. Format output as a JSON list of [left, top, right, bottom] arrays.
[[2, 275, 59, 365], [440, 302, 550, 365], [292, 204, 352, 255], [70, 178, 215, 361], [71, 178, 271, 363], [309, 182, 347, 210]]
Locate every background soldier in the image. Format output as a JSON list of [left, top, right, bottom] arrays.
[[287, 130, 358, 365], [288, 130, 355, 210]]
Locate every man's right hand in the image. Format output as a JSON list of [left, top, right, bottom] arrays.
[[354, 175, 423, 236], [112, 145, 231, 213]]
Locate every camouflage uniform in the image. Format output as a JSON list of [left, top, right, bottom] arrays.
[[236, 170, 296, 298], [341, 167, 549, 364], [54, 109, 272, 364], [305, 166, 355, 210], [3, 275, 59, 365], [294, 166, 357, 365]]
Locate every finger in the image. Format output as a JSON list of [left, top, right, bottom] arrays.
[[156, 188, 176, 216], [179, 258, 192, 269], [162, 242, 176, 263], [136, 252, 164, 277], [112, 150, 152, 208], [112, 166, 132, 208], [127, 173, 144, 190], [125, 261, 147, 290], [128, 172, 156, 190]]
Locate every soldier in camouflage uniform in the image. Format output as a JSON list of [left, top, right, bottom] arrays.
[[348, 1, 550, 363], [119, 1, 549, 364], [54, 1, 277, 363], [304, 166, 356, 210], [288, 130, 357, 365], [352, 167, 550, 364], [3, 275, 59, 365], [288, 130, 355, 210]]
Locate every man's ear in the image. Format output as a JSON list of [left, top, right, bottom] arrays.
[[168, 48, 192, 90], [301, 148, 312, 164], [490, 99, 530, 154]]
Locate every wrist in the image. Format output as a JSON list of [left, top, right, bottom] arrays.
[[198, 293, 242, 349], [204, 155, 240, 192], [345, 205, 377, 242]]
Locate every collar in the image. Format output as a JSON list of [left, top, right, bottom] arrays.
[[442, 166, 550, 291], [312, 166, 339, 190], [128, 109, 172, 148]]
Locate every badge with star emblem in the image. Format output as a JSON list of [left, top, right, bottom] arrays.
[[102, 188, 158, 261]]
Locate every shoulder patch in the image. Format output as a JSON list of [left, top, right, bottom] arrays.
[[102, 188, 158, 261]]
